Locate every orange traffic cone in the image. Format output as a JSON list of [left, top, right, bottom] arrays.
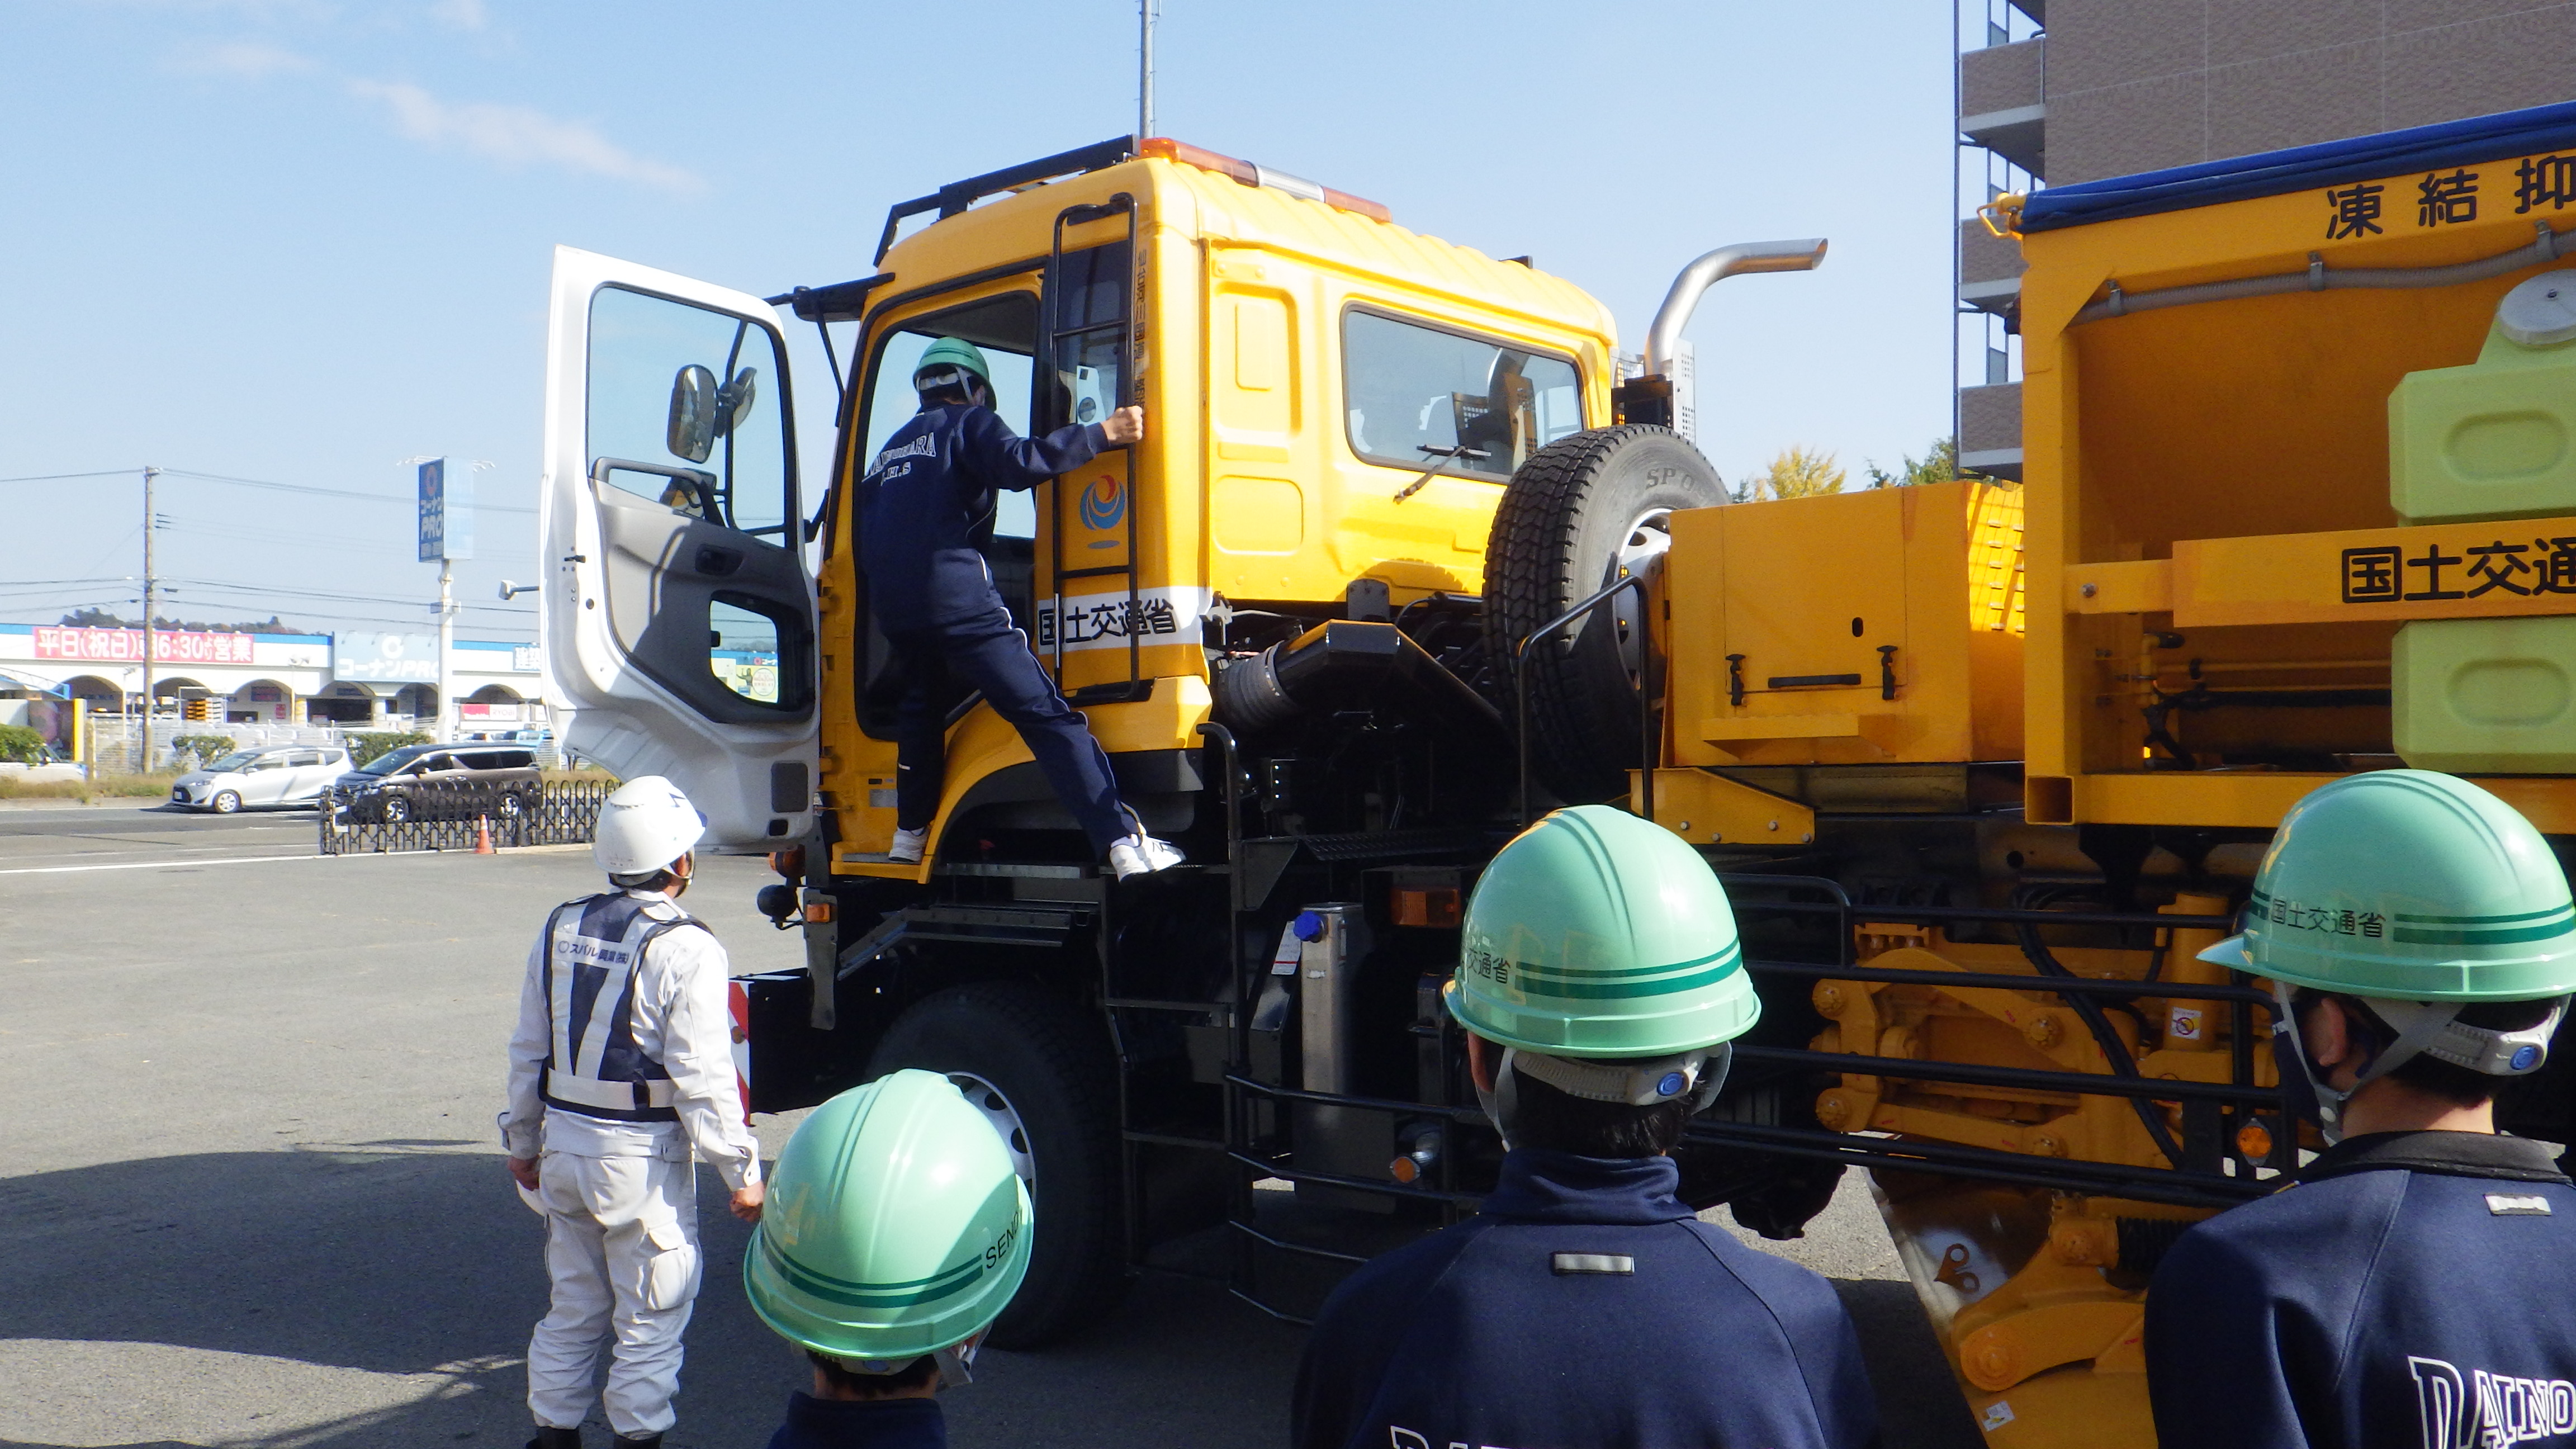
[[475, 816, 495, 855]]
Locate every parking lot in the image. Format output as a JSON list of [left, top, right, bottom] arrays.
[[0, 802, 1976, 1448]]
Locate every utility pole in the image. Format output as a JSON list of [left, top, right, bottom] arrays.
[[435, 557, 454, 744], [140, 464, 158, 772], [1139, 0, 1157, 139]]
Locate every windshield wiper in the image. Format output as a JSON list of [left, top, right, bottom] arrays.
[[1393, 444, 1491, 503]]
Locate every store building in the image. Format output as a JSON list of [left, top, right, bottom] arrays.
[[0, 622, 548, 744]]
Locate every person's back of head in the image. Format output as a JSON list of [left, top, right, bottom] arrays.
[[1447, 806, 1761, 1153], [2296, 993, 2564, 1109], [1502, 1063, 1696, 1158], [806, 1347, 940, 1401], [913, 336, 994, 412], [745, 1068, 1033, 1412], [2199, 770, 2576, 1139], [593, 775, 705, 893]]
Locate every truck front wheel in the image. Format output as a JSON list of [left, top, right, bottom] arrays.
[[865, 981, 1127, 1348]]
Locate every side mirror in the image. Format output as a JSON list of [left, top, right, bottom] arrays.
[[714, 366, 759, 439], [667, 364, 719, 463]]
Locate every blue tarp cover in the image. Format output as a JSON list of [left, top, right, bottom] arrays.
[[2019, 98, 2576, 232]]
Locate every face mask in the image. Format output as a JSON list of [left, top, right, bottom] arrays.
[[934, 1330, 984, 1389], [2270, 1016, 2335, 1140], [1474, 1050, 1520, 1150]]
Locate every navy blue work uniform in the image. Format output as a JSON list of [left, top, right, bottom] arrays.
[[1292, 1150, 1882, 1449], [765, 1393, 943, 1449], [856, 402, 1130, 851], [2146, 1131, 2576, 1449]]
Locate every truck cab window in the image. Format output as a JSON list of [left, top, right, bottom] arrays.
[[587, 285, 793, 537], [861, 297, 1040, 540], [1342, 309, 1581, 479]]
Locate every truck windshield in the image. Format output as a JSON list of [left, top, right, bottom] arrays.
[[1343, 310, 1581, 478]]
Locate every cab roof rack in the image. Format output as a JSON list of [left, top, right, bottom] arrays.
[[873, 136, 1137, 264]]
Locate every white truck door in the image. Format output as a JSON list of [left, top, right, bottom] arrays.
[[542, 246, 820, 851]]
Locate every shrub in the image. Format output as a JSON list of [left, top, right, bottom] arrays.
[[347, 731, 432, 767], [171, 734, 237, 765], [0, 723, 46, 764]]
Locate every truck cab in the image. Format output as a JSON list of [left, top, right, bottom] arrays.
[[538, 136, 1660, 1343]]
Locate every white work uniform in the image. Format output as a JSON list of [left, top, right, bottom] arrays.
[[499, 886, 761, 1441]]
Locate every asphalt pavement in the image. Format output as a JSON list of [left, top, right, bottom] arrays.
[[0, 802, 1978, 1449]]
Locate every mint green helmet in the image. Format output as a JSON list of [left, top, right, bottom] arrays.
[[2201, 770, 2576, 1001], [913, 337, 992, 392], [1448, 804, 1759, 1059], [745, 1069, 1033, 1367]]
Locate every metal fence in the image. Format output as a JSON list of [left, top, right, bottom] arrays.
[[318, 780, 611, 855]]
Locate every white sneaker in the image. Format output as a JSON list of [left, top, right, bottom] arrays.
[[888, 826, 929, 864], [1108, 833, 1185, 879]]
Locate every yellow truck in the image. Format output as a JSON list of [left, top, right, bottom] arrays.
[[539, 110, 2576, 1445]]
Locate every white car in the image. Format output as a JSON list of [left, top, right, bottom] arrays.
[[170, 746, 354, 813]]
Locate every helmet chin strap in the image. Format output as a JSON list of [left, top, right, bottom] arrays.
[[2275, 984, 2440, 1144], [2271, 987, 2565, 1144]]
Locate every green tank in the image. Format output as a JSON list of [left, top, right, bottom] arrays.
[[2390, 269, 2576, 524], [2390, 271, 2576, 770]]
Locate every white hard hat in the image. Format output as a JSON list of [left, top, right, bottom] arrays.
[[594, 775, 707, 877]]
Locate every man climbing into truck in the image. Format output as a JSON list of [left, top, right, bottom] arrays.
[[1290, 805, 1880, 1449], [2146, 770, 2576, 1449], [858, 335, 1183, 879]]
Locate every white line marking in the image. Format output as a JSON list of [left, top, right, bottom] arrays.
[[1, 853, 390, 877], [0, 843, 597, 876]]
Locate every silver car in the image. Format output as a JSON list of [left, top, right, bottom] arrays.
[[171, 746, 354, 813]]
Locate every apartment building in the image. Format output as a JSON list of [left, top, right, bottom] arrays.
[[1956, 0, 2576, 479]]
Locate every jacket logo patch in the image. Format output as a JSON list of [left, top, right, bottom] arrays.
[[866, 434, 937, 479], [2411, 1355, 2576, 1447], [2489, 1194, 2554, 1216], [1549, 1252, 1635, 1276]]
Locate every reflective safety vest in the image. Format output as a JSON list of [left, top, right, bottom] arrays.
[[538, 891, 707, 1123]]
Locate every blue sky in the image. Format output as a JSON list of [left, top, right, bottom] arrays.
[[0, 1, 1960, 642]]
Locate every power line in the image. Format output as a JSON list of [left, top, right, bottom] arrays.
[[0, 469, 145, 484], [1, 464, 538, 514], [165, 576, 495, 609], [162, 467, 538, 515]]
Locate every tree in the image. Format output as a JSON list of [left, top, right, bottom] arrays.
[[58, 609, 306, 634], [1865, 435, 1962, 489], [1746, 446, 1847, 501]]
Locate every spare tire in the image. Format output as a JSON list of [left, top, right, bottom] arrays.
[[1483, 425, 1725, 803]]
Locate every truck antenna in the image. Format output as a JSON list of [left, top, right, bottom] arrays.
[[1139, 0, 1158, 140]]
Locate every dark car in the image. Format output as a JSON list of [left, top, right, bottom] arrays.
[[332, 744, 543, 823]]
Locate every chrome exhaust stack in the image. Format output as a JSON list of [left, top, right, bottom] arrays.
[[1618, 238, 1829, 430]]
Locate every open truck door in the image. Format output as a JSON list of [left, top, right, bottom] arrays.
[[541, 245, 818, 849]]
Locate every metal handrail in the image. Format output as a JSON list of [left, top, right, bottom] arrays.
[[1742, 955, 2277, 1006]]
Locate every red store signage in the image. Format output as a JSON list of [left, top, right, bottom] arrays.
[[32, 627, 257, 664]]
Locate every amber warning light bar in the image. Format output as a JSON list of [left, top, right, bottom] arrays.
[[1139, 138, 1393, 224]]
